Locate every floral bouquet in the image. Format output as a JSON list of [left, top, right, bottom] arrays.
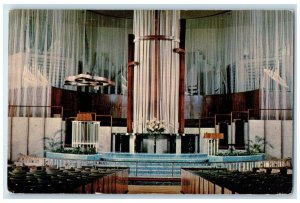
[[146, 118, 165, 133]]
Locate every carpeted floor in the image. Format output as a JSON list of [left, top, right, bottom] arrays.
[[127, 185, 182, 194]]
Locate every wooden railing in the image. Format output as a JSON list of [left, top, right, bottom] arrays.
[[8, 105, 63, 118]]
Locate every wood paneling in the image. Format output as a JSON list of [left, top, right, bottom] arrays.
[[51, 87, 63, 106], [178, 19, 186, 134], [201, 90, 260, 118], [231, 89, 260, 111], [127, 34, 134, 133], [52, 87, 259, 123], [51, 87, 127, 119]]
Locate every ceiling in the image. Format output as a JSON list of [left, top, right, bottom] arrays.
[[90, 10, 230, 19]]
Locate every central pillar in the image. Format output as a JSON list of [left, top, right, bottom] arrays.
[[133, 10, 181, 134]]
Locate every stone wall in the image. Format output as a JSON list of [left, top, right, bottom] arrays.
[[8, 117, 64, 161], [248, 120, 293, 159]]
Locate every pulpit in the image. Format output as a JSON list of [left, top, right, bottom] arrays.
[[72, 121, 100, 150], [71, 113, 100, 150]]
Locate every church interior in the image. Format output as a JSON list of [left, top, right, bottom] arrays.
[[6, 9, 294, 195]]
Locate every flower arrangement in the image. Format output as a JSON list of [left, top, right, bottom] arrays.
[[146, 118, 165, 133]]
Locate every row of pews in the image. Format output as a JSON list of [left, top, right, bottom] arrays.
[[181, 167, 293, 194], [8, 165, 129, 194]]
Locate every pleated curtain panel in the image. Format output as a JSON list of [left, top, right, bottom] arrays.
[[8, 10, 293, 120], [132, 10, 180, 134], [8, 10, 132, 117], [185, 10, 293, 119]]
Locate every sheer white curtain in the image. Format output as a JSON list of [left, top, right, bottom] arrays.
[[8, 10, 132, 117], [84, 12, 132, 94], [133, 10, 180, 133], [185, 10, 294, 119]]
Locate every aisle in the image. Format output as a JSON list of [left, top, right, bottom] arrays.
[[127, 185, 182, 194]]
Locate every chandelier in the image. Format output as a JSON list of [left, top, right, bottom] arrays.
[[64, 73, 115, 87]]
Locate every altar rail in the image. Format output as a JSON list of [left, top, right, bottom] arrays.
[[17, 154, 292, 178]]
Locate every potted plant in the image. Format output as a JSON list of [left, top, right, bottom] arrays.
[[247, 135, 273, 154]]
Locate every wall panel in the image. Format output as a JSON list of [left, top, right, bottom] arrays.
[[11, 117, 28, 161], [28, 118, 44, 157], [98, 127, 112, 153], [52, 87, 259, 120], [282, 120, 293, 158], [248, 120, 293, 159], [265, 121, 282, 159], [9, 117, 63, 162]]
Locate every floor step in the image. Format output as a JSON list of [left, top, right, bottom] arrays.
[[129, 177, 180, 185], [100, 153, 209, 178]]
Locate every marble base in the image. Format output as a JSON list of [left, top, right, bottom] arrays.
[[209, 154, 265, 162], [45, 151, 101, 160]]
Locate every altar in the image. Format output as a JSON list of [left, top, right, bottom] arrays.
[[135, 134, 177, 154], [112, 133, 190, 154], [71, 121, 100, 150]]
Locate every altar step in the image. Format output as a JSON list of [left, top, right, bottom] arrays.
[[103, 162, 210, 177], [99, 153, 209, 178], [101, 153, 208, 159]]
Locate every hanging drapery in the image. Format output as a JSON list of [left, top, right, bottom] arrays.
[[185, 10, 293, 119], [8, 10, 132, 117], [133, 10, 180, 133]]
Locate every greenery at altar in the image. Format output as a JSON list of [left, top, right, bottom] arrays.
[[216, 136, 273, 156], [48, 146, 97, 155], [44, 136, 97, 155]]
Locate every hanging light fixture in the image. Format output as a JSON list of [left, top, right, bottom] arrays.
[[64, 72, 115, 87]]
